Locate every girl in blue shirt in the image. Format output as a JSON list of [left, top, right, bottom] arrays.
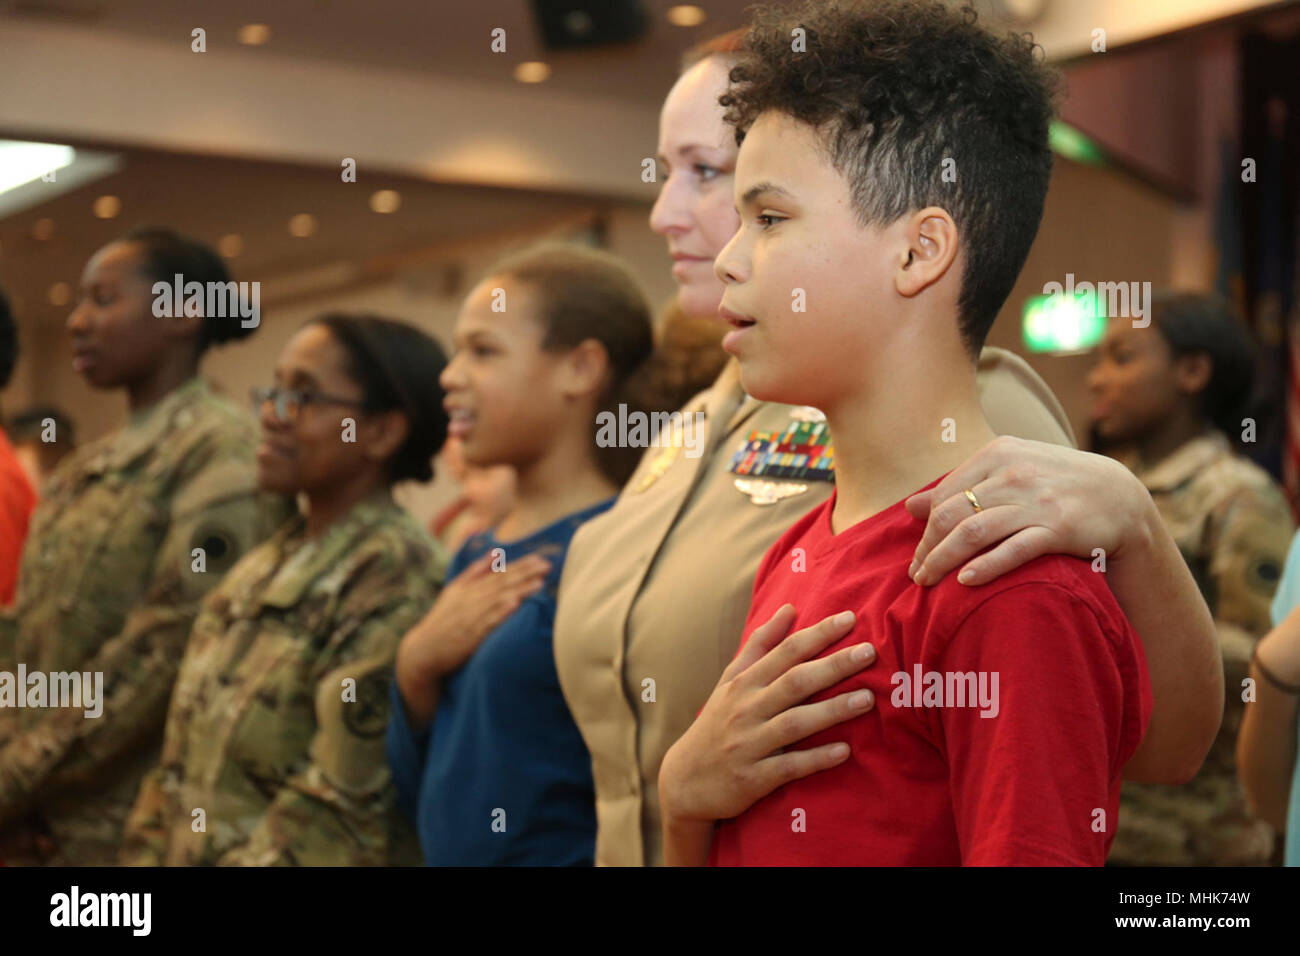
[[1239, 530, 1300, 866], [388, 244, 654, 865]]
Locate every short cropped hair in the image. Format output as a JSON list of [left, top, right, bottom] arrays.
[[308, 314, 449, 484], [720, 0, 1060, 356], [125, 227, 257, 354], [1150, 293, 1258, 438]]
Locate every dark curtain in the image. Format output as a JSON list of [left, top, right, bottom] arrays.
[[1234, 30, 1300, 493]]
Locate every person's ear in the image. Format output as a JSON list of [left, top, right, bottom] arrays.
[[361, 409, 411, 467], [1174, 352, 1213, 397], [894, 207, 960, 299], [559, 339, 612, 401]]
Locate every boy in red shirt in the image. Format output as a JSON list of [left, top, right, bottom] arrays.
[[658, 0, 1151, 865]]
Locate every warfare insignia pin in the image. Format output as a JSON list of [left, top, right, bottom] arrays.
[[733, 478, 810, 505]]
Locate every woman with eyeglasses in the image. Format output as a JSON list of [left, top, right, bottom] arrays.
[[0, 228, 284, 866], [122, 313, 447, 866]]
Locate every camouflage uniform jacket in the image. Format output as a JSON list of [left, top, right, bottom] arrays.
[[1111, 430, 1293, 865], [0, 378, 284, 865], [121, 492, 444, 866]]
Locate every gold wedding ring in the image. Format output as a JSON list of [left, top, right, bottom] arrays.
[[964, 488, 983, 513]]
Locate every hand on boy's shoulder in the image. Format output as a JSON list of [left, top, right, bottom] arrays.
[[909, 547, 1136, 656]]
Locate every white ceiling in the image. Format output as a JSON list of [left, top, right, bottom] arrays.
[[0, 0, 757, 105]]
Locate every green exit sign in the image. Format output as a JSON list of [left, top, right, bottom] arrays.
[[1022, 290, 1107, 354]]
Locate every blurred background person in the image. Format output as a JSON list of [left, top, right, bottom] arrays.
[[429, 436, 516, 555], [1088, 291, 1294, 865], [0, 287, 37, 607], [5, 406, 77, 495], [0, 228, 280, 865], [391, 245, 653, 865], [123, 314, 447, 866]]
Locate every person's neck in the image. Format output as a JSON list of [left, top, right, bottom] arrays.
[[1135, 412, 1208, 469], [493, 424, 618, 544], [303, 471, 389, 539], [126, 358, 199, 415], [822, 345, 997, 535]]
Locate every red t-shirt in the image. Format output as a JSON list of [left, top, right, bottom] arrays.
[[0, 428, 37, 606], [708, 478, 1151, 866]]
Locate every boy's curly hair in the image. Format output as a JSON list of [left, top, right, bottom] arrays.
[[720, 0, 1060, 356]]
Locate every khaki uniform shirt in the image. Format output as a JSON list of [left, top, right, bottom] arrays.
[[120, 493, 444, 866], [1110, 431, 1293, 865], [0, 378, 285, 865], [554, 348, 1076, 866]]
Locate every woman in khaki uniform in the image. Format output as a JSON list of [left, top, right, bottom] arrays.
[[0, 229, 282, 866], [553, 36, 1224, 867], [121, 315, 447, 866]]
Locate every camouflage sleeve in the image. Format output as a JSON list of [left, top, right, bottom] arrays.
[[217, 591, 425, 867], [0, 479, 270, 828], [1209, 486, 1295, 684], [118, 764, 171, 866]]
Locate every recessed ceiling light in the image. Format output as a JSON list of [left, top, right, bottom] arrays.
[[93, 195, 121, 219], [48, 281, 72, 307], [218, 234, 243, 258], [370, 189, 401, 214], [288, 213, 317, 238], [31, 218, 55, 240], [239, 24, 271, 46], [514, 62, 551, 84], [0, 141, 76, 195], [667, 5, 707, 27]]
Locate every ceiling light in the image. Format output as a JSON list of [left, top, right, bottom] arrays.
[[288, 214, 317, 237], [0, 141, 75, 195], [369, 189, 401, 214], [667, 5, 707, 27], [238, 24, 271, 46], [48, 282, 72, 307], [514, 62, 551, 83], [93, 195, 121, 219], [218, 234, 243, 258]]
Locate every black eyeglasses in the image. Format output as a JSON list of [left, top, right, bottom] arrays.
[[251, 386, 367, 423]]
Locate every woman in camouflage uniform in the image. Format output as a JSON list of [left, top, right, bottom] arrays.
[[122, 314, 447, 866], [0, 229, 278, 865], [1089, 293, 1294, 865]]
